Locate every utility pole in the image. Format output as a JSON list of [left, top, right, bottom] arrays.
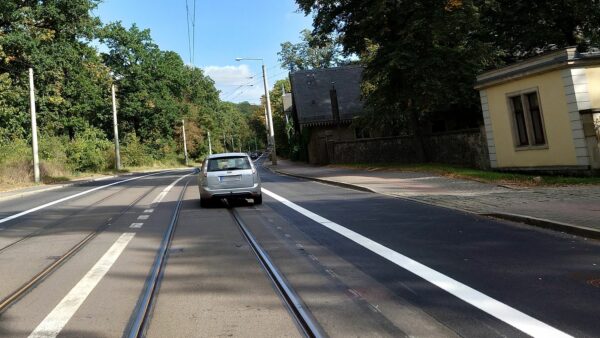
[[231, 135, 235, 152], [254, 137, 257, 152], [182, 119, 189, 166], [207, 131, 212, 155], [28, 68, 40, 183], [264, 107, 270, 147], [262, 64, 277, 165], [111, 84, 122, 171], [235, 57, 277, 164]]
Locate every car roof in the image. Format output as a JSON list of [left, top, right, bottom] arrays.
[[206, 152, 249, 159]]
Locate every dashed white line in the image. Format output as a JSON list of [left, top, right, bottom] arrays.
[[261, 187, 572, 338], [129, 223, 144, 229], [150, 174, 190, 206], [143, 209, 154, 213], [137, 215, 149, 220], [28, 233, 136, 338]]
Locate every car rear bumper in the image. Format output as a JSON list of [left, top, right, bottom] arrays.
[[199, 183, 261, 199]]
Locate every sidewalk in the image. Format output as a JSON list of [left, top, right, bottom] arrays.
[[268, 160, 600, 238]]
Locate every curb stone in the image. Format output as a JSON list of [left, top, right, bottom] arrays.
[[269, 167, 600, 240], [482, 212, 600, 240]]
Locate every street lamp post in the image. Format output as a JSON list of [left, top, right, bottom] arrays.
[[236, 57, 277, 165]]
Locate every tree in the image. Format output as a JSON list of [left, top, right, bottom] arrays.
[[295, 0, 600, 156], [0, 0, 109, 138], [296, 0, 494, 159], [278, 29, 346, 71], [0, 0, 262, 176], [477, 0, 600, 62]]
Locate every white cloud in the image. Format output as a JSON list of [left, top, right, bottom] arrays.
[[203, 65, 264, 104]]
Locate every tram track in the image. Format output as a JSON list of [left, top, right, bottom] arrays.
[[228, 205, 326, 338], [127, 178, 191, 338], [0, 176, 169, 314], [0, 172, 181, 254], [126, 177, 325, 338]]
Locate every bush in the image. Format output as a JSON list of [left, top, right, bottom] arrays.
[[121, 133, 153, 167], [39, 134, 71, 180], [66, 126, 112, 172], [0, 138, 32, 185]]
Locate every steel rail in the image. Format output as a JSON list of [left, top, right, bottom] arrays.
[[127, 178, 190, 338], [229, 206, 327, 338], [0, 179, 149, 254], [0, 178, 161, 314]]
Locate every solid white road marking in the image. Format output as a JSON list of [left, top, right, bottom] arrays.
[[129, 223, 144, 229], [0, 171, 177, 225], [137, 215, 149, 220], [261, 188, 572, 338], [150, 174, 190, 206], [143, 209, 154, 213], [28, 233, 136, 338]]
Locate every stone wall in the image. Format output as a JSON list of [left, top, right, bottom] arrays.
[[331, 127, 490, 169]]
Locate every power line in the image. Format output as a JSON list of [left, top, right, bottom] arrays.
[[192, 0, 197, 65], [185, 0, 192, 64]]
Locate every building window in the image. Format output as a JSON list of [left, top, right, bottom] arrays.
[[508, 91, 546, 148]]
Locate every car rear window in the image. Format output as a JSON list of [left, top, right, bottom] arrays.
[[206, 156, 252, 172]]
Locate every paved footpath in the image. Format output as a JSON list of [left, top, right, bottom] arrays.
[[269, 160, 600, 236]]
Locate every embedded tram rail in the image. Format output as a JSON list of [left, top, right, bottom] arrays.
[[126, 177, 325, 338], [229, 205, 326, 338], [0, 183, 159, 314]]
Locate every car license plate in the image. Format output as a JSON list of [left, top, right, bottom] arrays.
[[220, 175, 241, 182]]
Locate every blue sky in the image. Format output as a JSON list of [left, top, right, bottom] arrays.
[[93, 0, 313, 104]]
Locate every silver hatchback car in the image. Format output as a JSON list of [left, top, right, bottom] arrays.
[[198, 152, 262, 207]]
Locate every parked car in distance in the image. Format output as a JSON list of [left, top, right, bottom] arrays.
[[250, 152, 259, 160], [198, 152, 262, 207]]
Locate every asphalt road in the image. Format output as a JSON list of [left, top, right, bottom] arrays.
[[0, 158, 598, 338]]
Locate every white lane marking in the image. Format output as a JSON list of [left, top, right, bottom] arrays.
[[137, 215, 149, 220], [0, 171, 178, 225], [150, 174, 190, 206], [28, 233, 135, 338], [261, 188, 572, 338], [129, 223, 144, 229], [143, 209, 154, 213]]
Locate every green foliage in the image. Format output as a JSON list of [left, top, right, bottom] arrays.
[[0, 1, 261, 182], [0, 138, 32, 185], [278, 29, 347, 71], [66, 126, 112, 172], [477, 0, 600, 62], [295, 0, 600, 141], [263, 79, 298, 159], [121, 133, 152, 167]]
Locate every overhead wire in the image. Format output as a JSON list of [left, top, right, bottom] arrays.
[[192, 0, 197, 65], [185, 0, 192, 65]]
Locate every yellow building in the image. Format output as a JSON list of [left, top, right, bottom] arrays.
[[475, 47, 600, 172]]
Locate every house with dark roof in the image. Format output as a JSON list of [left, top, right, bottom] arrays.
[[289, 66, 365, 164]]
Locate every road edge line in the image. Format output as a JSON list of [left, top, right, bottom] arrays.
[[0, 170, 187, 225], [261, 187, 573, 338]]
